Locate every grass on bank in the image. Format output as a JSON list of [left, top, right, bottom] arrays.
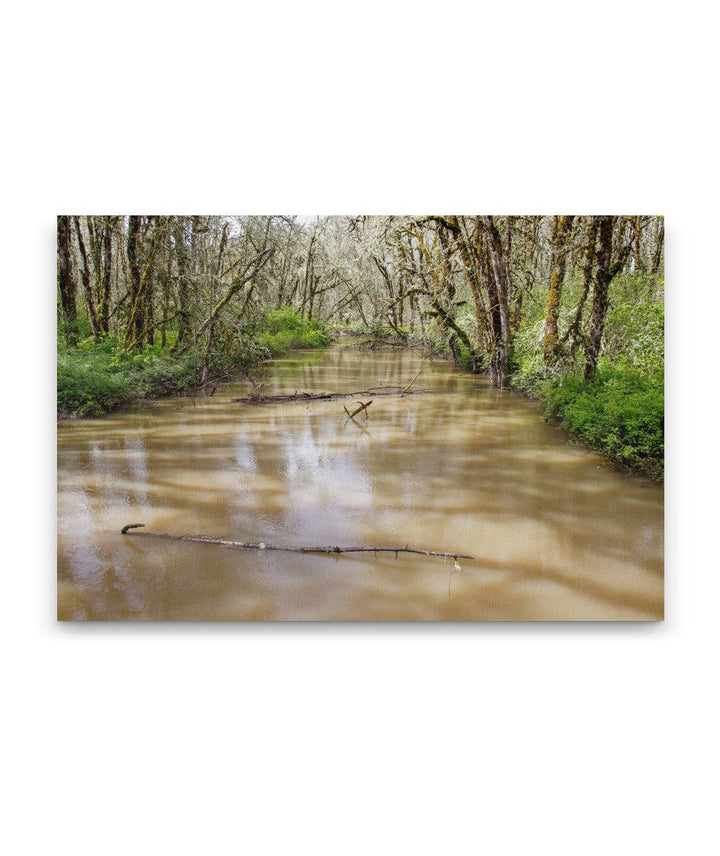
[[58, 309, 329, 417]]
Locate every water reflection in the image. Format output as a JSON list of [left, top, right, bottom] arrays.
[[57, 347, 664, 620]]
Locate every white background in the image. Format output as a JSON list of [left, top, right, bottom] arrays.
[[2, 1, 718, 854]]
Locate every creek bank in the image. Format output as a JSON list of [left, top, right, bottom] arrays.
[[341, 329, 664, 482], [57, 309, 330, 419], [338, 330, 664, 482], [511, 366, 663, 482]]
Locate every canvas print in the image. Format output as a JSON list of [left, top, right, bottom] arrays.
[[57, 215, 664, 621]]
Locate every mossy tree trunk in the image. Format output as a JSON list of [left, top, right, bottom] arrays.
[[99, 217, 114, 335], [543, 215, 574, 364], [57, 215, 78, 346], [479, 216, 513, 388], [652, 218, 664, 274], [633, 215, 642, 276], [300, 229, 317, 320], [125, 215, 144, 347], [171, 217, 192, 350], [453, 216, 491, 358], [562, 217, 598, 359], [584, 216, 614, 380], [144, 217, 157, 346], [584, 216, 636, 379], [73, 216, 101, 343]]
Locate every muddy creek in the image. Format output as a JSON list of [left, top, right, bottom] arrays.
[[57, 346, 664, 620]]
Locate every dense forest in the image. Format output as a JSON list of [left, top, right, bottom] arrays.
[[57, 214, 664, 477]]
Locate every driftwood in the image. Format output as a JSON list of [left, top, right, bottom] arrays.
[[120, 524, 473, 560], [232, 386, 431, 405]]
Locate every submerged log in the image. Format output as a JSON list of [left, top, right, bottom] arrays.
[[232, 386, 431, 405], [120, 524, 474, 560]]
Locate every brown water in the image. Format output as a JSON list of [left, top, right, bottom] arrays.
[[57, 347, 663, 621]]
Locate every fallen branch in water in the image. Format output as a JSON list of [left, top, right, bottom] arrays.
[[344, 400, 372, 419], [400, 369, 422, 397], [120, 524, 474, 560], [232, 387, 432, 405]]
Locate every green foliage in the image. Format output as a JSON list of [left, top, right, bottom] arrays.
[[542, 366, 664, 479], [509, 319, 552, 395], [603, 274, 664, 375], [368, 323, 395, 339], [123, 355, 200, 398], [57, 350, 134, 417], [511, 318, 575, 393], [453, 341, 484, 372], [58, 345, 206, 417], [204, 333, 272, 376], [255, 308, 329, 355], [422, 319, 451, 355], [508, 271, 664, 479], [510, 353, 548, 396], [58, 310, 330, 417]]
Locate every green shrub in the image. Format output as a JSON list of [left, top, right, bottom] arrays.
[[422, 319, 451, 355], [256, 308, 329, 355], [203, 334, 271, 376], [57, 350, 134, 417], [543, 365, 664, 478], [58, 309, 330, 417], [58, 348, 202, 416], [510, 351, 549, 396], [603, 274, 664, 375], [124, 355, 200, 398]]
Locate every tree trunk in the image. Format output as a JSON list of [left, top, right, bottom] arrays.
[[160, 220, 171, 347], [584, 216, 614, 380], [454, 217, 491, 357], [543, 215, 574, 363], [479, 216, 512, 388], [372, 255, 398, 330], [57, 215, 78, 346], [301, 230, 317, 319], [562, 217, 597, 358], [73, 216, 101, 342], [144, 218, 157, 346], [174, 247, 273, 356], [652, 218, 664, 274], [99, 217, 114, 335], [633, 215, 642, 276], [171, 217, 191, 349], [126, 215, 144, 347]]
